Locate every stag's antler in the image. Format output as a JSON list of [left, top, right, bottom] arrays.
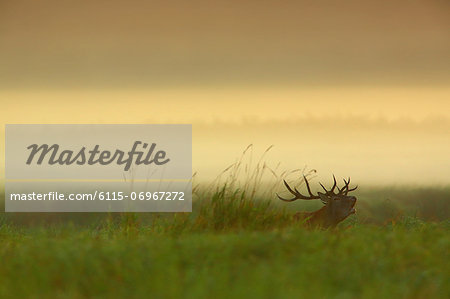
[[337, 178, 358, 195], [276, 176, 320, 201], [277, 175, 358, 202]]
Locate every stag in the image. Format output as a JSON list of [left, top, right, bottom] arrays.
[[277, 176, 358, 228]]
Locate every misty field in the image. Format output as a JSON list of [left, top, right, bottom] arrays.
[[0, 185, 449, 299]]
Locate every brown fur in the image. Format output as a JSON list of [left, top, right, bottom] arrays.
[[293, 196, 356, 228]]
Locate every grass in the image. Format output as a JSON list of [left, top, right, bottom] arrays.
[[0, 219, 448, 299], [0, 224, 450, 298], [0, 185, 449, 299], [0, 147, 448, 298]]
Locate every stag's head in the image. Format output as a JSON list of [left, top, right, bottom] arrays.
[[277, 175, 358, 228]]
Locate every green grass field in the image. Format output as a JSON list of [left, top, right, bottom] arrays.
[[0, 185, 449, 299]]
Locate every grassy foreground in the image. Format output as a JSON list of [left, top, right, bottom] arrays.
[[0, 221, 448, 299], [0, 185, 449, 299]]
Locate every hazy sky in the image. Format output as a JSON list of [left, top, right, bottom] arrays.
[[1, 0, 449, 88], [1, 1, 449, 185]]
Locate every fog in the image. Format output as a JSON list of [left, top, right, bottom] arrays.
[[1, 87, 449, 186]]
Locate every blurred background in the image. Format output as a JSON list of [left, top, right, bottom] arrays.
[[1, 0, 449, 185]]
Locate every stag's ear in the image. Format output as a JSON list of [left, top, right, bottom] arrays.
[[318, 192, 329, 205]]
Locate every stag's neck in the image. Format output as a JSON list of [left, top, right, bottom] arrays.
[[294, 206, 335, 228]]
